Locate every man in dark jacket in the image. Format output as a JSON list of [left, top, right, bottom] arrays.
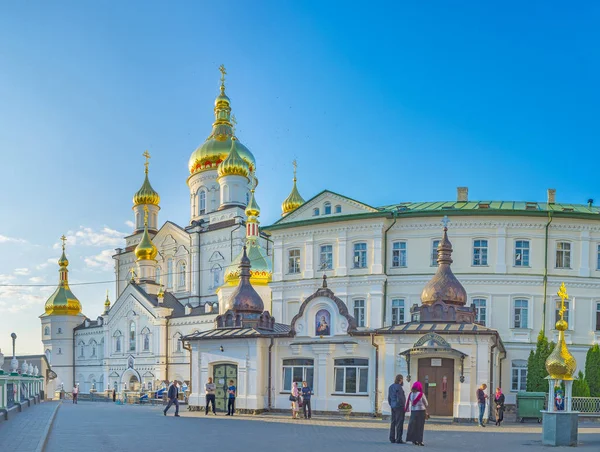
[[163, 380, 180, 417], [388, 374, 406, 443]]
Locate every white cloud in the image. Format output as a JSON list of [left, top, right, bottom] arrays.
[[125, 220, 135, 228], [0, 274, 16, 284], [29, 276, 45, 283], [0, 234, 27, 244], [14, 268, 30, 276], [84, 249, 115, 272], [36, 257, 59, 270], [53, 226, 126, 249], [0, 284, 54, 314]]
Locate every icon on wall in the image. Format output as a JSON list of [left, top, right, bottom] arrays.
[[316, 309, 331, 336]]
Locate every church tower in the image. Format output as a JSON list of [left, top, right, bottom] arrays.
[[281, 160, 305, 216], [40, 236, 85, 395], [132, 151, 160, 233], [134, 206, 161, 295]]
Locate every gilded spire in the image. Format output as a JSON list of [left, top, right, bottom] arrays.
[[157, 284, 165, 303], [44, 236, 82, 316], [135, 206, 158, 261], [545, 283, 577, 380], [133, 151, 160, 207], [104, 290, 111, 314], [217, 137, 250, 178], [245, 189, 261, 218], [281, 160, 305, 215]]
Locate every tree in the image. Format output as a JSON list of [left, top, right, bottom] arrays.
[[526, 331, 553, 392], [585, 344, 600, 397], [573, 371, 591, 397]]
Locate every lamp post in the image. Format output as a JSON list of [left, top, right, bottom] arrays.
[[10, 333, 19, 374]]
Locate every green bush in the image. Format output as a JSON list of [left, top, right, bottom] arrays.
[[584, 344, 600, 397], [527, 331, 554, 392], [573, 371, 591, 397]]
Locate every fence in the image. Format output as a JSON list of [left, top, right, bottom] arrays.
[[0, 371, 44, 411], [572, 397, 600, 416]]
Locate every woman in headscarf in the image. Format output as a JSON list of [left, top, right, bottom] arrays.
[[405, 381, 429, 446], [494, 387, 505, 426]]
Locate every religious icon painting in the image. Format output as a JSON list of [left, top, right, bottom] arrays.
[[315, 309, 331, 336]]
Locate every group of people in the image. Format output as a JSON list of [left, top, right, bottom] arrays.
[[388, 377, 507, 446], [289, 381, 313, 419], [204, 377, 237, 416]]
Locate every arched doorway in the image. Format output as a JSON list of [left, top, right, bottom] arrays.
[[128, 374, 140, 391], [213, 363, 237, 412], [417, 358, 454, 416]]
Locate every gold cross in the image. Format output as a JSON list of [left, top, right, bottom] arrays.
[[143, 150, 151, 174], [128, 267, 137, 282], [292, 159, 298, 180], [60, 235, 67, 250], [557, 282, 568, 320], [219, 64, 227, 86]]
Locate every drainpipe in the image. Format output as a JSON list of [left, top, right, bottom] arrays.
[[182, 340, 192, 392], [382, 212, 398, 327], [165, 321, 169, 383], [371, 333, 379, 417], [268, 337, 274, 410], [542, 212, 553, 335]]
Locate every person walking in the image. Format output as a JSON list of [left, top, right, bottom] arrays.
[[476, 383, 488, 427], [291, 382, 300, 419], [227, 380, 236, 416], [388, 374, 406, 444], [72, 385, 78, 404], [494, 387, 505, 426], [301, 381, 313, 419], [205, 377, 217, 415], [112, 388, 116, 402], [405, 381, 428, 446], [163, 380, 180, 417]]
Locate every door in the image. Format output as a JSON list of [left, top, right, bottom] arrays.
[[213, 363, 238, 412], [417, 358, 454, 416]]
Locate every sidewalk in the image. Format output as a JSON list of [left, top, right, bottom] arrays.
[[0, 401, 60, 452]]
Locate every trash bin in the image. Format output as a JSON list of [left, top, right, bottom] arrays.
[[516, 392, 546, 423]]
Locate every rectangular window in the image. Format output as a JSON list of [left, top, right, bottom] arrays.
[[431, 240, 440, 266], [354, 299, 365, 327], [353, 242, 367, 268], [556, 242, 571, 269], [392, 241, 407, 268], [282, 359, 314, 392], [555, 300, 570, 326], [596, 302, 600, 332], [324, 203, 332, 215], [514, 240, 530, 267], [334, 359, 369, 394], [597, 245, 600, 270], [288, 249, 301, 274], [473, 239, 488, 266], [513, 299, 529, 329], [511, 360, 528, 392], [391, 299, 404, 326], [319, 245, 333, 270], [472, 298, 487, 326]]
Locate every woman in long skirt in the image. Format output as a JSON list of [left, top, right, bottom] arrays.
[[405, 381, 429, 446], [291, 382, 300, 419], [494, 388, 505, 426]]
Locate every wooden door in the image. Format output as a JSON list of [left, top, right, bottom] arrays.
[[213, 364, 238, 412], [417, 358, 454, 416]]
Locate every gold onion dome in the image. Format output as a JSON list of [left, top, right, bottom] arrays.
[[104, 291, 111, 308], [44, 236, 82, 316], [281, 161, 305, 215], [217, 137, 249, 178], [135, 207, 158, 261], [420, 222, 467, 306], [133, 151, 160, 207], [245, 189, 261, 217], [545, 283, 577, 380], [188, 65, 255, 178], [225, 243, 273, 286]]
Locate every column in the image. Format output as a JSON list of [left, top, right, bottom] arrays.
[[371, 232, 383, 274], [337, 232, 347, 277], [305, 236, 314, 279], [273, 239, 284, 280], [496, 228, 507, 273], [579, 230, 590, 277]]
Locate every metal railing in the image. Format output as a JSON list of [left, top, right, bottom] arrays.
[[572, 397, 600, 416]]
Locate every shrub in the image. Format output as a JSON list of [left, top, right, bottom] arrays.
[[573, 371, 591, 397], [585, 344, 600, 397], [338, 402, 352, 410], [527, 331, 554, 392]]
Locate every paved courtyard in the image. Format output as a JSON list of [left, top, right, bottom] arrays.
[[44, 403, 600, 452]]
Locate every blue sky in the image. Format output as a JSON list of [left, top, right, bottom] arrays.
[[1, 1, 599, 354]]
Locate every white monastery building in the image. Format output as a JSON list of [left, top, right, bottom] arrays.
[[39, 68, 600, 420]]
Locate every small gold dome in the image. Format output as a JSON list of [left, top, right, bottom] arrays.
[[217, 137, 250, 178], [133, 151, 160, 207], [225, 241, 272, 286], [104, 291, 111, 308], [245, 189, 260, 217], [281, 161, 305, 215], [135, 208, 158, 261], [44, 238, 82, 316]]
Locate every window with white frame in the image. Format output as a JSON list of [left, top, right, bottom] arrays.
[[324, 202, 332, 215], [431, 240, 440, 266], [143, 334, 150, 351], [473, 239, 488, 266], [596, 244, 600, 270], [472, 298, 487, 326], [79, 342, 85, 357], [282, 359, 314, 392], [556, 242, 571, 268], [392, 241, 407, 268], [129, 322, 136, 352], [353, 242, 367, 268], [178, 261, 186, 288], [211, 264, 222, 288], [513, 299, 529, 328], [174, 334, 182, 353], [319, 245, 333, 270], [596, 302, 600, 331], [167, 259, 173, 288], [44, 326, 49, 336], [391, 299, 405, 325], [198, 189, 206, 214], [334, 358, 369, 394], [313, 208, 320, 216], [91, 342, 96, 357], [555, 300, 570, 326], [115, 337, 121, 353], [335, 205, 342, 214], [288, 249, 301, 274], [354, 299, 365, 327], [511, 360, 527, 392], [514, 240, 530, 267]]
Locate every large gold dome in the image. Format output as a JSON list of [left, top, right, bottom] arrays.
[[44, 244, 82, 316]]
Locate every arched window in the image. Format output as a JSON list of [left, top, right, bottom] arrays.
[[174, 333, 182, 353], [57, 328, 62, 334], [144, 334, 150, 351], [211, 264, 222, 288], [167, 259, 173, 288], [91, 341, 97, 357], [79, 342, 85, 357], [156, 266, 161, 284], [223, 184, 230, 202], [129, 322, 136, 352], [324, 202, 331, 215], [198, 189, 206, 214], [44, 326, 50, 336], [178, 261, 186, 288]]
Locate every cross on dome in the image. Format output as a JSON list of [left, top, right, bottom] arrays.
[[143, 150, 151, 174], [557, 282, 569, 320], [441, 215, 450, 229], [60, 235, 67, 250], [219, 64, 227, 87]]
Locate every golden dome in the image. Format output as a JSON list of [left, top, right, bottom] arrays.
[[104, 291, 111, 308], [217, 137, 250, 178], [135, 207, 158, 261], [545, 283, 577, 380], [281, 161, 305, 215], [133, 151, 160, 207], [44, 236, 82, 316], [188, 66, 255, 178], [421, 224, 467, 306], [245, 189, 260, 217], [225, 241, 272, 286]]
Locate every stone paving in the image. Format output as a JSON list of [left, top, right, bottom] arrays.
[[45, 402, 600, 452], [0, 401, 60, 452]]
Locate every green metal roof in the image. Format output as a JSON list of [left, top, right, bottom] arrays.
[[379, 200, 599, 215]]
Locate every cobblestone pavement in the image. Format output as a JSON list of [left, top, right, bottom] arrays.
[[46, 403, 600, 452], [0, 401, 60, 452]]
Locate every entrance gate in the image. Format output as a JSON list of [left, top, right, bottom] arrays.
[[417, 358, 454, 416], [213, 363, 238, 412]]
